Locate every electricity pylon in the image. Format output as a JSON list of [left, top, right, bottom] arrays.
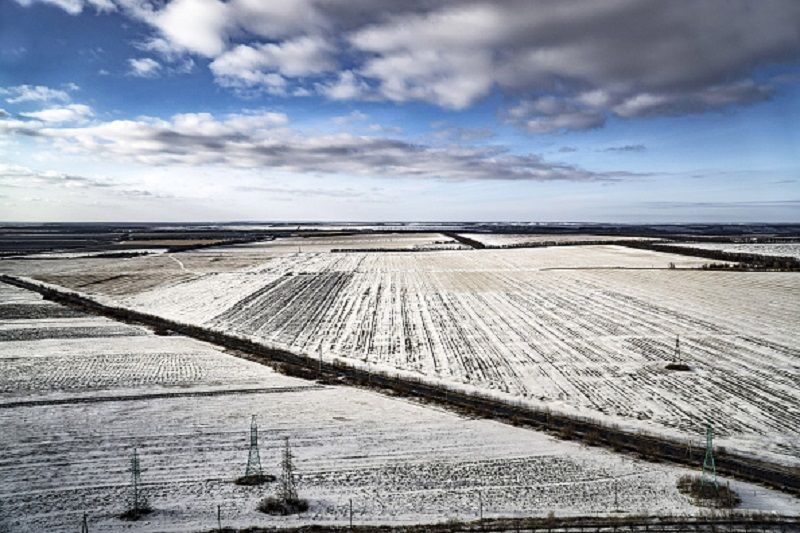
[[129, 448, 145, 511], [245, 415, 263, 478], [702, 423, 717, 488], [80, 512, 88, 533], [674, 335, 681, 364], [277, 437, 298, 502]]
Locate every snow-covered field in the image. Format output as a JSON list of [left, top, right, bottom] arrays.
[[6, 248, 167, 259], [8, 282, 796, 532], [137, 253, 798, 464], [459, 233, 655, 247], [228, 232, 468, 253], [672, 242, 800, 260], [1, 244, 798, 469]]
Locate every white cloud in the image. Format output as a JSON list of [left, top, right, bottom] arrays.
[[20, 103, 93, 123], [346, 1, 800, 119], [10, 0, 800, 132], [151, 0, 230, 57], [134, 36, 186, 61], [132, 39, 196, 75], [14, 0, 113, 13], [87, 0, 114, 11], [317, 71, 371, 101], [13, 0, 84, 14], [1, 84, 72, 104], [506, 97, 606, 134], [0, 164, 172, 204], [210, 36, 335, 89], [0, 108, 637, 182], [350, 3, 498, 108], [128, 57, 161, 78], [332, 110, 367, 124], [611, 81, 773, 118], [0, 163, 107, 188], [506, 80, 775, 133], [359, 49, 493, 109], [231, 0, 322, 39]]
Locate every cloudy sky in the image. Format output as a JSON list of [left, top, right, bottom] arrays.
[[1, 0, 798, 222]]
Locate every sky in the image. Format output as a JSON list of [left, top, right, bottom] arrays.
[[0, 0, 799, 223]]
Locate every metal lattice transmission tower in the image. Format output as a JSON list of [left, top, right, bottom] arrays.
[[245, 415, 263, 478], [702, 423, 717, 487], [675, 335, 681, 363], [80, 512, 88, 533], [278, 437, 298, 502], [129, 448, 144, 511]]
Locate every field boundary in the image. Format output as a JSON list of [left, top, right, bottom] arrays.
[[209, 514, 800, 532], [442, 232, 485, 249], [443, 234, 664, 250], [618, 241, 800, 270], [0, 385, 322, 409], [2, 274, 798, 498]]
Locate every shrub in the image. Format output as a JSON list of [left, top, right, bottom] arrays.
[[556, 424, 575, 440], [234, 473, 276, 486], [665, 362, 692, 371], [119, 502, 153, 521], [677, 475, 741, 508], [257, 496, 309, 515]]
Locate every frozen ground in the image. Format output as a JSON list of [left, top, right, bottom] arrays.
[[6, 248, 167, 259], [226, 232, 468, 253], [6, 283, 798, 532], [672, 242, 800, 260], [1, 244, 798, 469], [459, 233, 655, 247]]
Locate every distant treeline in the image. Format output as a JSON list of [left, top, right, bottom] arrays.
[[620, 242, 800, 271], [665, 235, 800, 244], [476, 239, 660, 250], [440, 232, 485, 249], [164, 237, 266, 253], [329, 246, 460, 253]]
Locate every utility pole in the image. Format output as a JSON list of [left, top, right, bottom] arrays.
[[80, 512, 88, 533], [675, 335, 681, 364], [318, 345, 323, 378], [478, 490, 483, 521], [349, 498, 353, 529], [217, 504, 222, 532]]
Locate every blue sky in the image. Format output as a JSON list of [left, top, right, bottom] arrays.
[[1, 0, 798, 222]]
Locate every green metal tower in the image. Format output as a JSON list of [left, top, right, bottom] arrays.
[[245, 415, 263, 478], [277, 437, 298, 502], [702, 423, 717, 488], [129, 448, 145, 512]]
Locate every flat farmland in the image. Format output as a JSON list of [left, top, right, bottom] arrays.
[[0, 249, 274, 296], [9, 282, 793, 532], [226, 232, 468, 252], [3, 244, 798, 468], [672, 242, 800, 260], [458, 233, 656, 247]]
